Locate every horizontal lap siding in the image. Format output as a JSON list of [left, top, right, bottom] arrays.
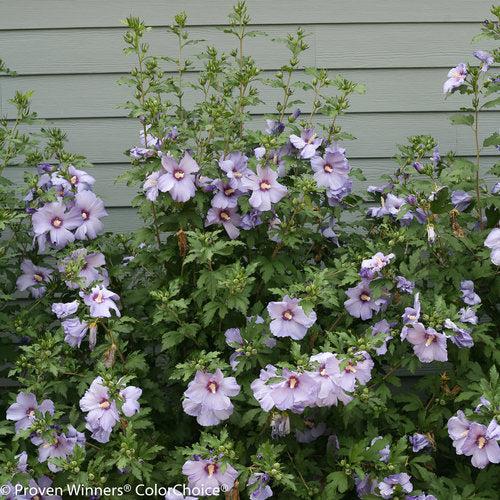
[[0, 1, 497, 233]]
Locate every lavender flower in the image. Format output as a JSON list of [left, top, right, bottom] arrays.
[[143, 171, 162, 202], [447, 410, 471, 455], [459, 307, 478, 324], [406, 323, 448, 363], [62, 318, 89, 348], [182, 369, 240, 426], [370, 436, 390, 463], [240, 209, 263, 230], [16, 260, 53, 298], [22, 476, 62, 500], [451, 190, 472, 211], [289, 129, 322, 159], [461, 420, 500, 468], [16, 451, 28, 473], [443, 318, 474, 348], [484, 228, 500, 265], [474, 50, 494, 72], [270, 412, 291, 438], [51, 300, 79, 319], [243, 166, 287, 212], [67, 190, 107, 240], [396, 276, 415, 294], [326, 178, 352, 206], [409, 433, 432, 452], [360, 252, 394, 279], [81, 285, 120, 318], [402, 293, 421, 326], [79, 377, 120, 443], [344, 281, 381, 320], [247, 473, 273, 500], [158, 153, 200, 202], [378, 473, 413, 499], [310, 147, 350, 190], [268, 370, 317, 411], [59, 249, 108, 289], [119, 385, 142, 416], [267, 296, 316, 340], [32, 201, 80, 251], [460, 280, 481, 305], [443, 63, 467, 93], [355, 475, 377, 497], [67, 165, 95, 192], [182, 458, 238, 493], [219, 152, 250, 191], [205, 207, 241, 240], [35, 431, 76, 472], [6, 393, 54, 432], [225, 328, 244, 370], [251, 365, 280, 411], [371, 319, 393, 355], [130, 146, 157, 160], [211, 179, 241, 209], [265, 119, 285, 136]]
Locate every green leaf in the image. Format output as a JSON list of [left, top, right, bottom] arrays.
[[481, 96, 500, 109], [450, 114, 474, 126], [483, 132, 500, 148]]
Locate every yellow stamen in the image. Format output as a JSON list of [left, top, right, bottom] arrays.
[[174, 170, 185, 180], [260, 181, 271, 191], [70, 175, 78, 184], [99, 400, 110, 409], [477, 436, 486, 449], [360, 293, 371, 302], [208, 382, 217, 394], [207, 464, 216, 476], [324, 164, 333, 173], [33, 274, 43, 283], [95, 291, 104, 304]]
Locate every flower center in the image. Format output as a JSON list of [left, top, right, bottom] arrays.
[[477, 436, 487, 449], [219, 210, 231, 222], [460, 430, 469, 438], [70, 175, 78, 185], [288, 376, 299, 389], [345, 364, 357, 374], [324, 164, 333, 173], [174, 169, 185, 180], [51, 217, 63, 228], [424, 334, 436, 347], [260, 180, 271, 191], [94, 291, 104, 304], [99, 399, 110, 409], [33, 273, 44, 283], [408, 314, 417, 321], [207, 381, 218, 394], [319, 365, 327, 377], [233, 170, 242, 178], [224, 187, 235, 196], [307, 133, 317, 144], [282, 310, 294, 321], [206, 463, 218, 476], [27, 407, 36, 417], [360, 293, 371, 302], [81, 210, 90, 220]]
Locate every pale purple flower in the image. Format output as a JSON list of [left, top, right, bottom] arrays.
[[16, 259, 53, 298], [268, 370, 317, 411], [443, 63, 467, 93], [251, 365, 279, 411], [451, 190, 472, 211], [413, 161, 424, 173], [409, 433, 432, 452], [32, 201, 80, 251], [51, 300, 79, 319], [50, 172, 72, 198], [267, 296, 316, 340], [459, 307, 478, 324], [461, 420, 500, 468], [355, 475, 377, 497], [140, 125, 162, 149], [484, 228, 500, 265], [211, 179, 241, 209], [360, 252, 395, 279], [240, 209, 263, 230], [402, 293, 421, 327], [474, 50, 494, 72], [447, 410, 471, 454], [370, 436, 390, 463], [205, 207, 241, 240], [182, 458, 238, 493], [22, 476, 62, 500], [130, 146, 156, 160], [119, 386, 142, 417], [443, 318, 474, 348], [371, 319, 393, 355], [289, 129, 322, 159], [182, 369, 240, 426], [36, 431, 76, 472], [67, 190, 108, 240], [62, 318, 89, 348], [16, 451, 28, 473], [475, 396, 491, 414], [310, 147, 350, 190], [309, 353, 353, 406], [143, 170, 162, 201], [6, 393, 54, 432], [379, 473, 413, 499], [296, 421, 327, 443], [492, 182, 500, 194], [58, 249, 108, 289], [344, 281, 381, 320], [396, 276, 415, 294], [243, 166, 287, 212], [326, 178, 352, 206], [385, 194, 406, 215], [79, 377, 120, 442], [247, 472, 273, 500], [406, 494, 437, 500], [265, 119, 285, 135], [254, 146, 266, 159], [460, 280, 481, 305], [426, 224, 436, 244], [340, 352, 374, 389], [66, 425, 86, 448], [81, 285, 120, 318], [406, 323, 448, 363], [67, 165, 95, 192], [158, 153, 199, 202], [219, 152, 249, 191]]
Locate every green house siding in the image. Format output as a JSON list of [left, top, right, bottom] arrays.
[[0, 0, 497, 231]]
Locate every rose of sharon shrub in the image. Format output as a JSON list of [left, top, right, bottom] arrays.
[[0, 2, 499, 499]]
